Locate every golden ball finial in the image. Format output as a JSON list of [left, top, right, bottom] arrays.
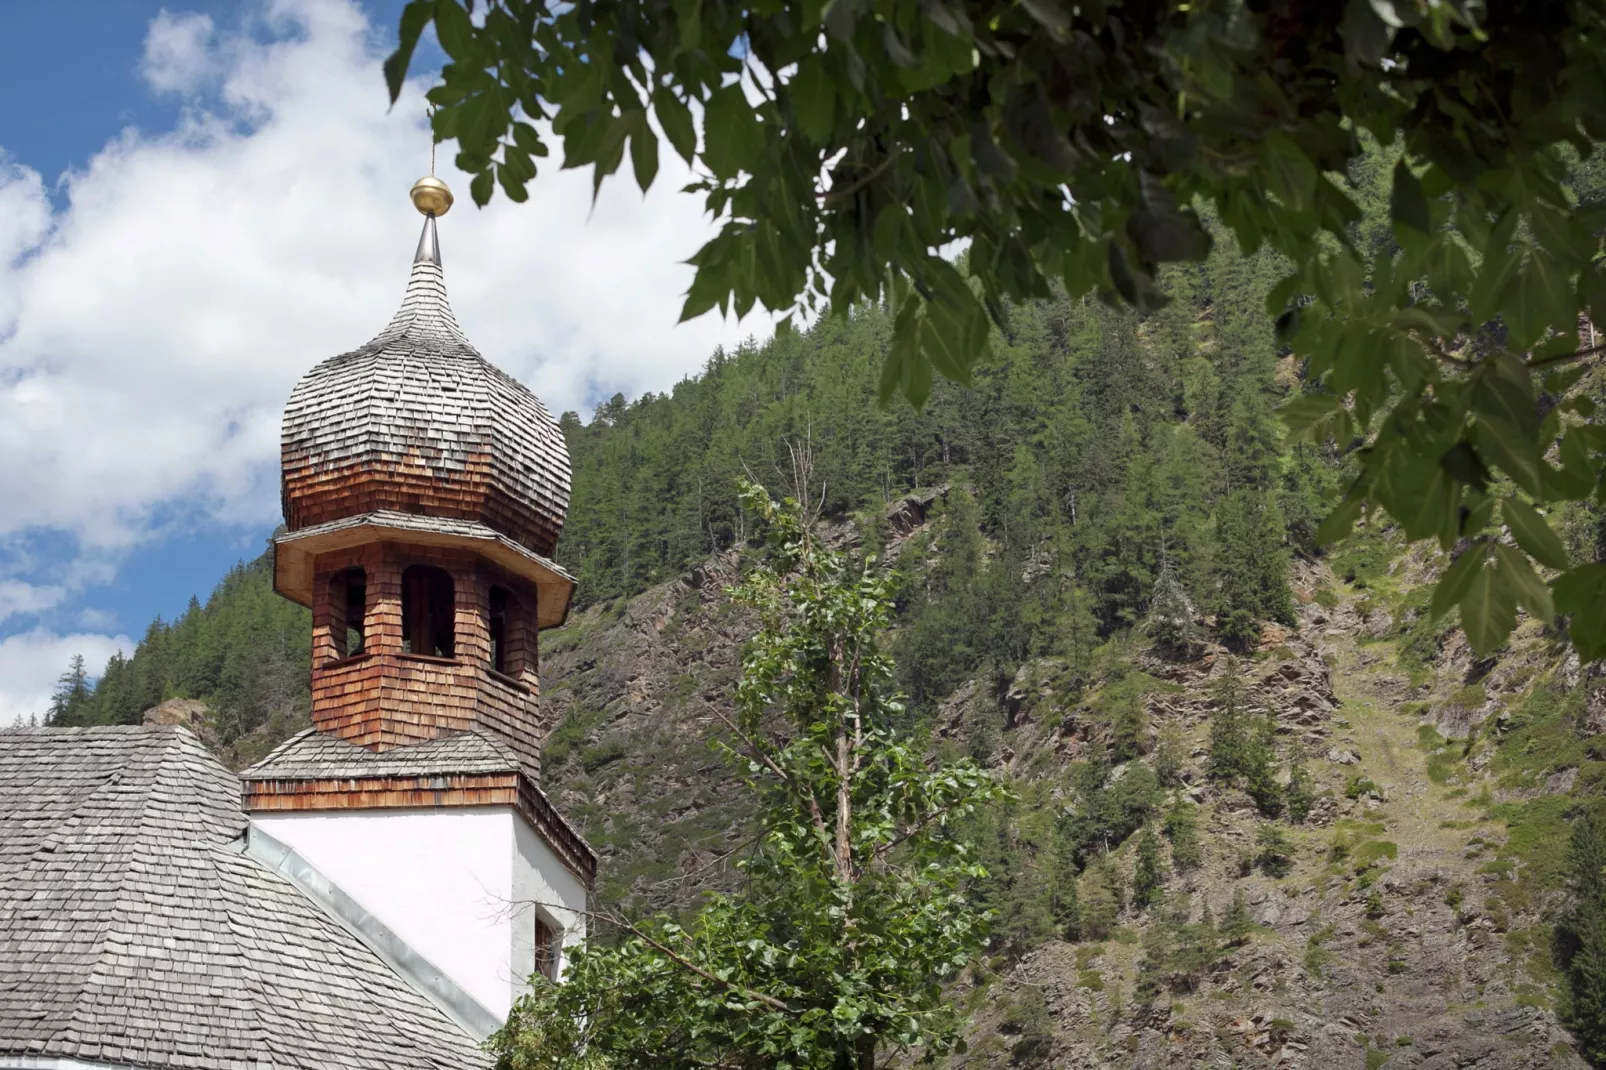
[[410, 175, 454, 217]]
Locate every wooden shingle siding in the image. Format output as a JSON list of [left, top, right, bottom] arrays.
[[281, 256, 571, 558]]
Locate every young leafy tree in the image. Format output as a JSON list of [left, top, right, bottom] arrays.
[[490, 482, 1005, 1070], [388, 0, 1606, 662]]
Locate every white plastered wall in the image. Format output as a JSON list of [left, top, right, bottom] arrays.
[[252, 805, 587, 1018]]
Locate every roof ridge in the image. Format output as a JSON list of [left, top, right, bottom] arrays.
[[240, 727, 332, 776]]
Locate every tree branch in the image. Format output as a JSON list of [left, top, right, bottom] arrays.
[[708, 704, 832, 846], [593, 908, 795, 1014]]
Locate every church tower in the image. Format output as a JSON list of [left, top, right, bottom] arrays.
[[241, 176, 594, 1030]]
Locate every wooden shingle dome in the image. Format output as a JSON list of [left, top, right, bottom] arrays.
[[280, 215, 570, 558]]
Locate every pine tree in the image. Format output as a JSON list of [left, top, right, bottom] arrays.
[[1079, 864, 1120, 942], [1286, 752, 1319, 825], [1243, 714, 1285, 817], [1560, 808, 1606, 1064], [1132, 824, 1165, 910], [1108, 686, 1147, 763], [1143, 551, 1197, 653], [1164, 799, 1203, 872], [1154, 721, 1187, 787], [1255, 822, 1295, 878], [1207, 662, 1250, 784], [1051, 842, 1083, 942], [1221, 890, 1254, 947], [46, 655, 91, 727]]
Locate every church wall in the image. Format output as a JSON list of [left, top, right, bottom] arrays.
[[510, 814, 588, 987], [251, 806, 529, 1018]]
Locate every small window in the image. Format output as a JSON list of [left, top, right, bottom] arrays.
[[343, 568, 366, 656], [329, 568, 366, 660], [401, 565, 455, 658], [534, 916, 560, 981], [489, 585, 509, 674]]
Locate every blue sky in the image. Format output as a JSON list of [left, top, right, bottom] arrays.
[[0, 0, 772, 721]]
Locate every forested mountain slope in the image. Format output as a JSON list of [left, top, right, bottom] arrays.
[[31, 176, 1606, 1065]]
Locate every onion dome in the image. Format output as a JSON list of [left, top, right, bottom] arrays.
[[280, 182, 571, 559]]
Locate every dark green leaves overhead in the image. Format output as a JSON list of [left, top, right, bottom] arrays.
[[386, 0, 1606, 660]]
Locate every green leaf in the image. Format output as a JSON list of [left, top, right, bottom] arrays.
[[1262, 135, 1317, 213], [1554, 564, 1606, 660], [1501, 497, 1569, 569], [469, 168, 494, 207], [1460, 553, 1517, 654], [630, 123, 659, 193], [1504, 247, 1574, 352], [1472, 417, 1542, 498], [384, 0, 434, 104], [703, 85, 765, 181], [655, 90, 697, 164], [1492, 543, 1554, 624], [1430, 541, 1487, 621], [433, 0, 477, 63], [790, 56, 835, 143], [1315, 495, 1365, 547], [1279, 393, 1341, 436], [1391, 159, 1430, 235]]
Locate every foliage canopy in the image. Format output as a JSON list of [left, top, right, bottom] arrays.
[[489, 482, 1005, 1069], [389, 0, 1606, 660]]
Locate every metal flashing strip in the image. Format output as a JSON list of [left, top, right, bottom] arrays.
[[0, 1053, 145, 1060], [239, 823, 503, 1041]]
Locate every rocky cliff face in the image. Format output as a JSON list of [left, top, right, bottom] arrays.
[[535, 518, 1596, 1069]]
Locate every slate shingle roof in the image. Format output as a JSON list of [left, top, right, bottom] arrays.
[[280, 217, 572, 558], [0, 726, 489, 1070]]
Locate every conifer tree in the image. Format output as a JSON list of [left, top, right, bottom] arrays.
[[1207, 663, 1251, 785], [1243, 714, 1285, 818], [1143, 552, 1197, 654], [46, 655, 91, 727], [1079, 861, 1121, 942], [1254, 823, 1295, 878], [1221, 890, 1254, 948], [1051, 843, 1083, 943], [1132, 825, 1165, 911], [1560, 808, 1606, 1065], [1286, 753, 1319, 825], [1163, 800, 1203, 873], [1154, 722, 1187, 788]]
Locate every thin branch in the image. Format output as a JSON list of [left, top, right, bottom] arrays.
[[708, 704, 832, 845], [1524, 338, 1606, 370], [818, 151, 903, 204], [592, 908, 795, 1014], [873, 797, 974, 862]]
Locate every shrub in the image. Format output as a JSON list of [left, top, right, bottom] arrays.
[[1346, 774, 1381, 799]]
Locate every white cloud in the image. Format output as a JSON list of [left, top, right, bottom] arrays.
[[141, 10, 220, 95], [0, 581, 67, 626], [0, 0, 774, 558], [0, 628, 132, 726]]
